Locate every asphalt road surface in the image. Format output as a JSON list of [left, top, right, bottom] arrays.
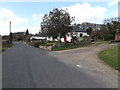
[[2, 42, 115, 88]]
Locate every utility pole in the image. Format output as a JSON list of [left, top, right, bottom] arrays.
[[10, 21, 11, 34], [9, 21, 12, 44]]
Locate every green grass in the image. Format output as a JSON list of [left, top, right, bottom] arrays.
[[28, 41, 56, 48], [41, 41, 56, 46], [52, 43, 92, 51], [2, 44, 13, 51], [51, 41, 112, 51], [98, 46, 119, 71], [91, 42, 103, 46]]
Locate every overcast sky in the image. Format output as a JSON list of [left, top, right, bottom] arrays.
[[0, 0, 119, 35]]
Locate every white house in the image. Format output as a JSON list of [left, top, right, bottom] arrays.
[[73, 31, 89, 41], [59, 31, 89, 42], [46, 36, 53, 41], [30, 30, 89, 42], [30, 36, 46, 40]]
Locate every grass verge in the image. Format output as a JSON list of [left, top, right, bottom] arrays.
[[98, 46, 119, 71], [2, 44, 13, 51], [51, 43, 92, 51]]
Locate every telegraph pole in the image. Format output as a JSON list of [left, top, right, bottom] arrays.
[[9, 21, 12, 44], [9, 21, 11, 34]]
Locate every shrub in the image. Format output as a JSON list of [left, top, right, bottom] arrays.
[[34, 42, 42, 48], [103, 34, 115, 41], [81, 36, 90, 42]]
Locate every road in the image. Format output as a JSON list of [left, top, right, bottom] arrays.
[[0, 36, 2, 89], [2, 42, 118, 88]]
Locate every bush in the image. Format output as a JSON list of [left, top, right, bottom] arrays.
[[104, 34, 115, 41], [81, 36, 90, 42], [34, 42, 42, 48]]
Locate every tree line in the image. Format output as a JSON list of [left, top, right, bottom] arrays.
[[40, 8, 120, 41], [99, 17, 120, 41]]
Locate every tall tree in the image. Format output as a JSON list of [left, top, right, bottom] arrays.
[[41, 8, 74, 39], [25, 29, 29, 42], [26, 29, 29, 35], [103, 17, 120, 33]]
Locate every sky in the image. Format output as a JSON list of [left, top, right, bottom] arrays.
[[0, 0, 119, 35]]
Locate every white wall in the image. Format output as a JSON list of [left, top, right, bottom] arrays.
[[77, 32, 89, 37], [30, 36, 46, 40], [47, 36, 53, 41]]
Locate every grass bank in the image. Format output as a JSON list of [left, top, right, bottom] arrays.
[[98, 46, 119, 71], [28, 41, 56, 48], [51, 43, 92, 51], [2, 43, 13, 51]]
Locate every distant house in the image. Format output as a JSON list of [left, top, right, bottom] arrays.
[[72, 24, 89, 42], [67, 31, 88, 42], [30, 36, 46, 40], [46, 36, 53, 41], [32, 31, 89, 42], [58, 31, 89, 43], [30, 32, 47, 41], [80, 22, 102, 31], [35, 29, 89, 43]]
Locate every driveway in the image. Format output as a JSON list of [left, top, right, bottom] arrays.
[[50, 43, 118, 88]]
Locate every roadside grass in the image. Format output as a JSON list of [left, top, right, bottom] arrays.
[[2, 44, 13, 51], [51, 43, 92, 51], [91, 42, 103, 46], [28, 40, 118, 52], [28, 41, 57, 48], [51, 41, 113, 51], [91, 40, 116, 46], [41, 41, 56, 46], [98, 46, 119, 71]]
